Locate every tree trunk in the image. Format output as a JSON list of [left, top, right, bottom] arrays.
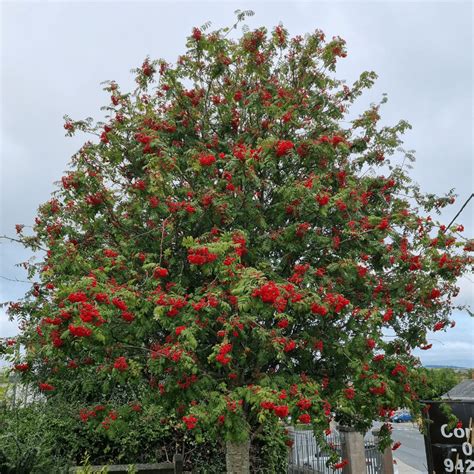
[[226, 439, 250, 474]]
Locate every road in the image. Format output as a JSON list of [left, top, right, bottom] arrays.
[[373, 421, 428, 473]]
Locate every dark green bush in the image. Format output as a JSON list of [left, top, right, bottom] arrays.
[[0, 398, 289, 473], [0, 400, 227, 473]]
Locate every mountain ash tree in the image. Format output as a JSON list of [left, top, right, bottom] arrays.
[[4, 13, 472, 473]]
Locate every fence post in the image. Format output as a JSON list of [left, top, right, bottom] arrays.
[[339, 426, 366, 474], [173, 453, 183, 474], [372, 429, 394, 474], [286, 425, 295, 472]]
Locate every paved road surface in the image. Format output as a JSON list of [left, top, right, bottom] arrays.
[[394, 457, 424, 474]]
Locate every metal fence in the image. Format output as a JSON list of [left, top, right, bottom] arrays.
[[288, 430, 343, 474], [364, 438, 383, 474], [288, 429, 383, 474]]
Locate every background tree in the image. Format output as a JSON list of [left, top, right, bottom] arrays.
[[3, 11, 472, 472], [417, 367, 469, 401]]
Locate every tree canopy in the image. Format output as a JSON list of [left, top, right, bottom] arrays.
[[3, 13, 472, 471]]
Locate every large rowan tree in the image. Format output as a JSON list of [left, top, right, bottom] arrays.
[[4, 12, 472, 473]]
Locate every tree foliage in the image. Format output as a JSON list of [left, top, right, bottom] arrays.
[[417, 368, 469, 400], [3, 13, 472, 467]]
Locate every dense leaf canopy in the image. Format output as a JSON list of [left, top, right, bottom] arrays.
[[4, 14, 472, 458]]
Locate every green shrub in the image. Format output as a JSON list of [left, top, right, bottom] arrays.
[[0, 400, 227, 473]]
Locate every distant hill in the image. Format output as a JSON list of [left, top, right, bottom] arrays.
[[424, 364, 472, 370]]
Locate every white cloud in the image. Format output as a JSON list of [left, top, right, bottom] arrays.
[[414, 341, 474, 368]]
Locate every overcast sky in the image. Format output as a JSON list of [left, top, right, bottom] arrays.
[[1, 1, 472, 367]]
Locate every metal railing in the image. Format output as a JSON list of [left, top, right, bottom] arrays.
[[288, 429, 343, 474], [364, 437, 383, 474], [288, 429, 383, 474]]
